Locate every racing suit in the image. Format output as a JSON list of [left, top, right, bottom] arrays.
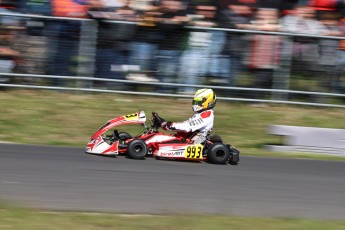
[[160, 109, 214, 144]]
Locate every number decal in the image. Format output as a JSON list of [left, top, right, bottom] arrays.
[[124, 113, 138, 121], [184, 144, 203, 159]]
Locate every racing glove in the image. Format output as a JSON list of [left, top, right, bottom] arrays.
[[152, 112, 172, 130]]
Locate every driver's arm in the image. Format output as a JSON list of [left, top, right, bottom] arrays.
[[164, 111, 214, 133]]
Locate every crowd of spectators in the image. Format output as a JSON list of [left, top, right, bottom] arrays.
[[1, 0, 345, 96]]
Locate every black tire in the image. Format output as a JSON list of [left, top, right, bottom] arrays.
[[118, 132, 132, 141], [207, 143, 230, 165], [209, 135, 224, 144], [127, 139, 148, 160]]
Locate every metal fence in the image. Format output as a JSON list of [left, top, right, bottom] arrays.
[[1, 12, 345, 108]]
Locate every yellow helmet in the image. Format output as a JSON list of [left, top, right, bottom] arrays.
[[192, 88, 217, 112]]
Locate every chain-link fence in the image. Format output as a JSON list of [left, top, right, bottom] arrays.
[[1, 12, 345, 107]]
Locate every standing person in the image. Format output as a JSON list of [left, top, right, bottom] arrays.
[[88, 0, 138, 88], [334, 17, 345, 94], [127, 0, 161, 82], [317, 11, 342, 93], [0, 0, 23, 84], [155, 0, 190, 92], [246, 8, 282, 98], [45, 0, 89, 86], [280, 4, 332, 102], [219, 3, 253, 86], [18, 0, 51, 76], [180, 3, 217, 94], [280, 5, 326, 82]]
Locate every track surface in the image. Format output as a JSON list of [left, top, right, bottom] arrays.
[[0, 143, 345, 220]]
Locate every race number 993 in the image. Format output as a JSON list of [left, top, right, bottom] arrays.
[[184, 144, 203, 159]]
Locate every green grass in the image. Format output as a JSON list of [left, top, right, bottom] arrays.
[[0, 90, 345, 160], [1, 202, 345, 230]]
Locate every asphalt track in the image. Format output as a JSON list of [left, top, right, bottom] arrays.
[[0, 143, 345, 220]]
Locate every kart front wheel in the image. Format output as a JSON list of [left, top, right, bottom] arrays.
[[127, 139, 148, 160], [207, 143, 230, 165]]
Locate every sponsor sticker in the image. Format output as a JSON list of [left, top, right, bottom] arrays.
[[159, 150, 184, 157]]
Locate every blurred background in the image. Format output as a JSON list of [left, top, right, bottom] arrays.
[[1, 2, 345, 225], [1, 0, 345, 105]]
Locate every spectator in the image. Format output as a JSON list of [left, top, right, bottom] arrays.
[[180, 1, 217, 94], [44, 20, 82, 86], [335, 17, 345, 94], [17, 0, 51, 75], [0, 0, 23, 84], [219, 3, 252, 86], [44, 0, 89, 86], [317, 11, 342, 93], [246, 8, 282, 98], [127, 0, 161, 82], [0, 31, 20, 83], [88, 0, 138, 88], [155, 0, 190, 92], [280, 4, 326, 76], [281, 4, 326, 35], [200, 4, 230, 85]]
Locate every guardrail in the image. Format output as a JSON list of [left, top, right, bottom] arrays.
[[2, 12, 345, 40], [1, 73, 345, 108], [266, 125, 345, 155], [1, 12, 345, 108]]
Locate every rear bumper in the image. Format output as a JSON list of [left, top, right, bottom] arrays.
[[227, 144, 240, 163]]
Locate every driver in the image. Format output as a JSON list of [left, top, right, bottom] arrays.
[[153, 88, 216, 144]]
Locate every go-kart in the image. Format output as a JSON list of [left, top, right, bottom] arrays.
[[86, 111, 240, 165]]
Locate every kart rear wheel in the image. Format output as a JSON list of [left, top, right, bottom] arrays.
[[207, 143, 230, 165], [127, 139, 148, 160]]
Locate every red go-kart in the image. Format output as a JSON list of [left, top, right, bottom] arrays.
[[86, 111, 240, 165]]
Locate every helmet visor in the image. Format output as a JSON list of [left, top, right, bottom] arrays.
[[192, 99, 203, 106]]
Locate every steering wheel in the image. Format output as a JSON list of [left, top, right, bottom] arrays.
[[151, 112, 161, 128]]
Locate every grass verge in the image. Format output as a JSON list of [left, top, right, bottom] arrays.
[[0, 90, 344, 160], [1, 202, 345, 230]]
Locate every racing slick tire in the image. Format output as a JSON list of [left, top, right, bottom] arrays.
[[207, 143, 231, 165], [127, 139, 148, 160]]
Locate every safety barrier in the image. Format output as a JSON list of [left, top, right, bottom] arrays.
[[266, 125, 345, 155], [1, 12, 345, 108]]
